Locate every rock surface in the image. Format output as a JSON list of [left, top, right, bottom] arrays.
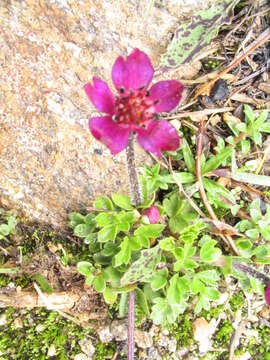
[[0, 0, 216, 227]]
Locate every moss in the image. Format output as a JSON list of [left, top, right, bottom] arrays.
[[215, 320, 233, 345], [168, 313, 194, 347], [0, 307, 122, 360], [201, 305, 223, 321], [93, 342, 117, 360], [229, 291, 244, 312], [0, 308, 94, 359], [244, 325, 270, 358]]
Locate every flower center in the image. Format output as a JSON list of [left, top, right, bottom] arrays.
[[114, 88, 156, 128]]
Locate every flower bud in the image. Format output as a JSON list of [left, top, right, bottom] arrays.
[[142, 205, 160, 224], [265, 283, 270, 305]]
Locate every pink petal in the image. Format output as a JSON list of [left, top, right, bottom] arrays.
[[149, 80, 184, 113], [84, 77, 115, 114], [111, 56, 129, 92], [89, 116, 130, 155], [265, 283, 270, 305], [112, 49, 154, 92], [142, 205, 160, 224], [137, 120, 180, 157]]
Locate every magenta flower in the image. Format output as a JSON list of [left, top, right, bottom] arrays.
[[84, 49, 183, 157], [142, 205, 160, 224], [265, 283, 270, 305]]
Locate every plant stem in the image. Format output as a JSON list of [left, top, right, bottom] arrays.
[[125, 132, 142, 360], [128, 290, 135, 360], [126, 133, 141, 207], [232, 261, 270, 286]]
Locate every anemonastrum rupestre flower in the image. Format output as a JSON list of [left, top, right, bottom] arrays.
[[84, 49, 183, 157], [265, 283, 270, 305], [142, 205, 160, 224]]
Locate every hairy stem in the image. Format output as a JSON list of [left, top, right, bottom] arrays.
[[128, 291, 135, 360], [125, 133, 142, 360], [126, 133, 141, 206], [232, 261, 270, 286]]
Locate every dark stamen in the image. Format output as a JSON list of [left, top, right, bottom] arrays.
[[139, 85, 145, 91], [119, 87, 125, 93], [146, 90, 150, 97], [154, 99, 160, 105]]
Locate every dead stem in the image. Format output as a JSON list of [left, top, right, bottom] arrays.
[[194, 27, 270, 98], [195, 121, 240, 255], [125, 133, 142, 360]]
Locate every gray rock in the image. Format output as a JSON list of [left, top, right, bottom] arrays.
[[79, 338, 95, 357], [134, 329, 153, 349], [110, 319, 127, 341], [74, 354, 89, 360], [0, 0, 218, 228], [98, 324, 114, 343]]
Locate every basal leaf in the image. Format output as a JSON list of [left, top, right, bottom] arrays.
[[203, 147, 232, 174], [120, 246, 161, 286], [160, 0, 237, 70], [111, 193, 133, 210]]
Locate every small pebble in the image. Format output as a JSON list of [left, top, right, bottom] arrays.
[[210, 79, 230, 102]]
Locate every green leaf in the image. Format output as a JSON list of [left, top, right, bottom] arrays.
[[250, 277, 264, 295], [134, 224, 165, 239], [181, 138, 195, 173], [103, 266, 121, 287], [33, 274, 53, 295], [77, 261, 94, 277], [93, 274, 106, 293], [203, 147, 232, 174], [221, 256, 232, 276], [94, 195, 114, 210], [68, 212, 85, 228], [236, 239, 253, 257], [114, 236, 131, 267], [200, 239, 222, 263], [163, 194, 198, 233], [203, 178, 235, 206], [85, 274, 94, 285], [159, 237, 175, 251], [136, 288, 150, 316], [240, 139, 250, 155], [95, 212, 114, 227], [98, 225, 117, 243], [74, 223, 95, 238], [160, 0, 236, 70], [172, 172, 195, 184], [245, 228, 259, 240], [197, 270, 219, 285], [103, 287, 118, 304], [0, 224, 10, 236], [244, 104, 255, 124], [120, 246, 161, 285], [0, 267, 19, 274], [119, 293, 128, 318], [111, 193, 133, 210], [151, 269, 168, 291], [7, 215, 17, 230], [204, 287, 220, 300]]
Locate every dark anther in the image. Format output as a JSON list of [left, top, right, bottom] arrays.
[[154, 99, 160, 105], [139, 85, 145, 91], [146, 90, 150, 97], [112, 115, 117, 121], [119, 87, 125, 93]]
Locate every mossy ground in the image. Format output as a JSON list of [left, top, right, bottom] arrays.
[[0, 308, 116, 360], [1, 220, 270, 359]]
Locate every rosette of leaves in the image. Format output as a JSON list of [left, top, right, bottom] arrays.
[[234, 199, 270, 264], [71, 193, 225, 325], [0, 214, 17, 240], [226, 105, 270, 153]]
